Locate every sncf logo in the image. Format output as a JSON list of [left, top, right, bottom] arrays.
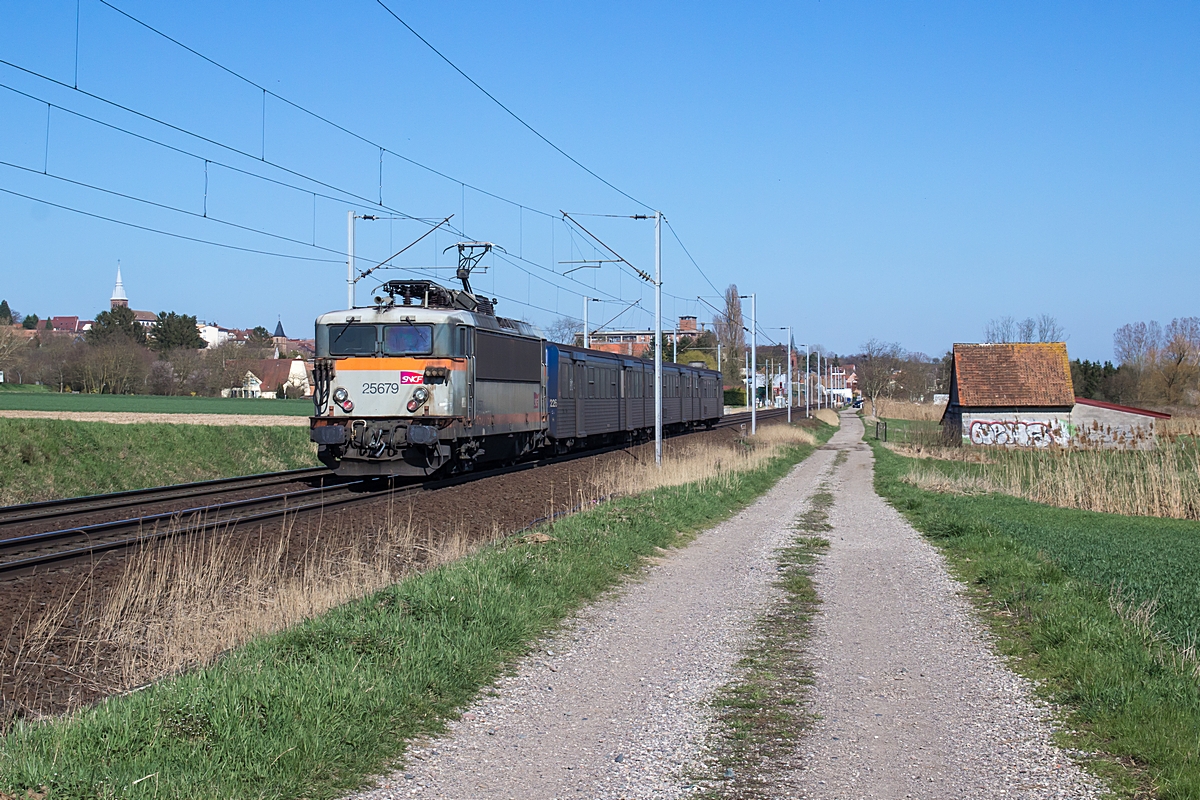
[[399, 371, 423, 385]]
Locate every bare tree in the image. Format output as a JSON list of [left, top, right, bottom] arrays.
[[984, 316, 1017, 343], [857, 339, 905, 417], [1016, 317, 1036, 343], [545, 316, 583, 345], [1113, 321, 1163, 367], [0, 327, 30, 383], [714, 284, 744, 388], [1157, 317, 1200, 405], [985, 314, 1065, 343], [1035, 313, 1065, 342]]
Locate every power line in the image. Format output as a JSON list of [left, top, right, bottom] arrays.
[[0, 184, 341, 262], [373, 0, 651, 211], [2, 82, 636, 307], [664, 217, 722, 298], [3, 7, 716, 325], [0, 158, 359, 260], [79, 1, 561, 221]]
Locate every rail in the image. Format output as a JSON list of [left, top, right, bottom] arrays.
[[0, 407, 796, 576]]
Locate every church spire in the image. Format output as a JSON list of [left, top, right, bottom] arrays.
[[111, 263, 128, 308]]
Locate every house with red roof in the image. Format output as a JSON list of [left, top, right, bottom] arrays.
[[942, 343, 1167, 449]]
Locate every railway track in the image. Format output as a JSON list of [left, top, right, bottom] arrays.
[[0, 407, 794, 577]]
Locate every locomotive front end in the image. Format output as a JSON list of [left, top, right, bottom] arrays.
[[310, 300, 467, 477]]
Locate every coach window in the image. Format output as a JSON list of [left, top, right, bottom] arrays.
[[588, 367, 596, 398]]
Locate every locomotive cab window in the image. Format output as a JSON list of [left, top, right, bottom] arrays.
[[383, 325, 433, 355], [327, 324, 377, 356]]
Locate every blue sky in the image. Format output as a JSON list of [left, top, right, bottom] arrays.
[[0, 1, 1196, 360]]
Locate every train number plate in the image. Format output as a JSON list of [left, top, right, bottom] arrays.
[[361, 382, 400, 394]]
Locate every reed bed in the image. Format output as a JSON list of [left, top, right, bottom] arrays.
[[1161, 415, 1200, 440], [6, 422, 818, 720], [874, 398, 947, 421], [901, 441, 1200, 519]]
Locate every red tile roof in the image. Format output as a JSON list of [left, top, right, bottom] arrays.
[[952, 343, 1074, 407]]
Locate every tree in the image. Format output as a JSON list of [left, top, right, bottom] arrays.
[[22, 314, 39, 330], [857, 338, 904, 417], [244, 325, 276, 357], [78, 338, 151, 394], [714, 284, 745, 388], [0, 300, 11, 325], [984, 314, 1065, 343], [545, 316, 583, 345], [88, 305, 147, 345], [1157, 317, 1200, 405], [0, 327, 30, 383], [149, 311, 205, 352]]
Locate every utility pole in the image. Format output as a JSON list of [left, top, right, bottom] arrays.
[[654, 210, 662, 466], [805, 344, 810, 418], [347, 210, 355, 309], [717, 342, 722, 376], [742, 293, 756, 435], [582, 297, 600, 349], [347, 211, 378, 309], [784, 327, 792, 423], [817, 351, 822, 410]]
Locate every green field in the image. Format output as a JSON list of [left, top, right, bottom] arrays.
[[870, 438, 1200, 797], [0, 392, 312, 415], [0, 427, 831, 799], [0, 383, 50, 393], [0, 419, 318, 505]]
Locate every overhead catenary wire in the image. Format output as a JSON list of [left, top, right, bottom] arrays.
[[373, 0, 651, 211], [5, 4, 733, 334], [0, 85, 654, 314], [70, 1, 562, 221], [0, 185, 342, 263]]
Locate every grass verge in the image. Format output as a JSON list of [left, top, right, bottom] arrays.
[[0, 419, 317, 505], [0, 425, 831, 799], [869, 437, 1200, 799], [696, 480, 834, 798], [0, 394, 311, 415]]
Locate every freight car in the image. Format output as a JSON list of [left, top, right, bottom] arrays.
[[309, 249, 722, 478]]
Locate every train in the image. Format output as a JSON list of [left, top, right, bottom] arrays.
[[309, 246, 723, 478]]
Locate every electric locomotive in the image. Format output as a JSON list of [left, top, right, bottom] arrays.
[[309, 243, 723, 477]]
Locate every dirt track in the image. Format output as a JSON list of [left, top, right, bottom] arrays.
[[349, 412, 1102, 799]]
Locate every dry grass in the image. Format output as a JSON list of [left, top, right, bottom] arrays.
[[813, 408, 840, 427], [900, 443, 1200, 519], [875, 398, 946, 421], [1161, 416, 1200, 440], [8, 422, 819, 716], [886, 443, 993, 463], [591, 423, 817, 504]]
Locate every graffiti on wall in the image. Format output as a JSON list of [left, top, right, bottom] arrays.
[[967, 420, 1068, 448]]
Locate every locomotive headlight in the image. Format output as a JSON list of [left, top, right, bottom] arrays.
[[333, 387, 349, 404], [406, 386, 431, 413]]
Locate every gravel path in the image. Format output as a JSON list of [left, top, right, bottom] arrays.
[[348, 413, 1103, 799], [787, 411, 1101, 799], [349, 425, 850, 800]]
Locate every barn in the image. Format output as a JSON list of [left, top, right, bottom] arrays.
[[941, 342, 1167, 449]]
